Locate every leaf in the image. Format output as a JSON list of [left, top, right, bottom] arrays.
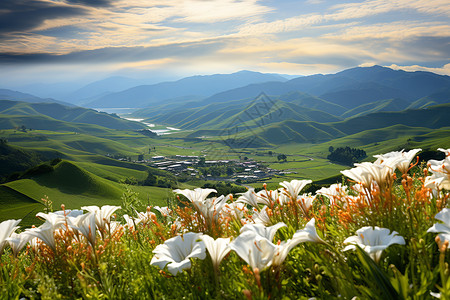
[[355, 245, 402, 300]]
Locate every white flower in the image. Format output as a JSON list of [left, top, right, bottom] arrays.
[[297, 194, 315, 215], [200, 235, 231, 272], [272, 218, 324, 267], [67, 212, 97, 247], [240, 222, 286, 242], [36, 212, 66, 229], [341, 165, 373, 188], [123, 214, 141, 230], [174, 188, 228, 228], [25, 223, 58, 251], [374, 149, 421, 174], [81, 205, 121, 231], [237, 188, 260, 208], [427, 149, 450, 190], [291, 218, 325, 245], [174, 188, 216, 208], [137, 210, 156, 225], [150, 232, 206, 275], [229, 231, 277, 271], [221, 202, 246, 220], [427, 208, 450, 247], [251, 205, 271, 225], [153, 206, 172, 217], [7, 232, 33, 257], [343, 226, 405, 262], [280, 179, 312, 199], [0, 219, 21, 255], [54, 209, 84, 218], [258, 189, 278, 206], [316, 183, 348, 205]]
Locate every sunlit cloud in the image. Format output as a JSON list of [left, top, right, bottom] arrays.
[[0, 0, 449, 82], [387, 63, 450, 75]]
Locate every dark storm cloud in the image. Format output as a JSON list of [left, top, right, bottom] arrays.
[[65, 0, 112, 7], [0, 0, 87, 35], [0, 39, 227, 64]]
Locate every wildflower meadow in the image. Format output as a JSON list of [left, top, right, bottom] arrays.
[[1, 148, 449, 299]]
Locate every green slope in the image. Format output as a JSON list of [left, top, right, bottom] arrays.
[[279, 91, 347, 116], [0, 100, 146, 130], [341, 98, 410, 118], [0, 185, 43, 226], [210, 103, 450, 146], [5, 160, 125, 209]]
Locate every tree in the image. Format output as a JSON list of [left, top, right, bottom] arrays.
[[277, 154, 287, 162], [328, 146, 334, 153]]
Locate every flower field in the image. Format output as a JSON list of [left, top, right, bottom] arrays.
[[1, 148, 449, 299]]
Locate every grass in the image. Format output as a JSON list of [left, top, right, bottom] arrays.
[[1, 155, 449, 299], [0, 186, 43, 226]]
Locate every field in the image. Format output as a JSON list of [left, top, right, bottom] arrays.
[[0, 150, 449, 299]]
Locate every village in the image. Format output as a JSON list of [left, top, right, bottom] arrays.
[[139, 154, 295, 183]]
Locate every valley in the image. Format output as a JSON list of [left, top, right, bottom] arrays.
[[1, 66, 450, 226]]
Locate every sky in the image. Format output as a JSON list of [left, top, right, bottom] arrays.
[[1, 0, 449, 87]]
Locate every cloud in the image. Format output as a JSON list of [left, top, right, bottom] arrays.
[[65, 0, 112, 7], [0, 38, 229, 64], [387, 63, 450, 75], [0, 0, 86, 35]]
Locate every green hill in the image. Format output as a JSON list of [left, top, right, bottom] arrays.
[[0, 140, 63, 180], [278, 91, 347, 116], [0, 185, 43, 226], [212, 103, 450, 146], [142, 94, 341, 131], [341, 98, 410, 118], [5, 160, 125, 208], [0, 100, 146, 130]]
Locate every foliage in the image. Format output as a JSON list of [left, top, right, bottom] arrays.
[[327, 146, 367, 166], [0, 148, 449, 299]]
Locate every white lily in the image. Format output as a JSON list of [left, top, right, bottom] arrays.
[[67, 212, 97, 247], [316, 183, 348, 206], [427, 208, 450, 247], [341, 165, 373, 188], [343, 226, 405, 262], [237, 188, 260, 208], [291, 218, 325, 245], [297, 194, 315, 216], [25, 223, 58, 251], [272, 218, 324, 266], [221, 202, 246, 220], [240, 222, 286, 242], [0, 219, 21, 255], [256, 189, 280, 206], [174, 188, 216, 209], [251, 206, 272, 225], [374, 148, 421, 174], [428, 149, 450, 190], [279, 179, 312, 199], [81, 205, 121, 231], [54, 209, 84, 218], [150, 232, 206, 275], [200, 235, 231, 272], [153, 206, 172, 217], [123, 214, 141, 230], [229, 231, 277, 271], [36, 212, 66, 229], [137, 209, 157, 225], [7, 232, 33, 257]]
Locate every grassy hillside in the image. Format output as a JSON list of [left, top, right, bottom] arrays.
[[0, 140, 63, 180], [0, 100, 146, 130], [341, 98, 410, 118], [0, 185, 43, 226]]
